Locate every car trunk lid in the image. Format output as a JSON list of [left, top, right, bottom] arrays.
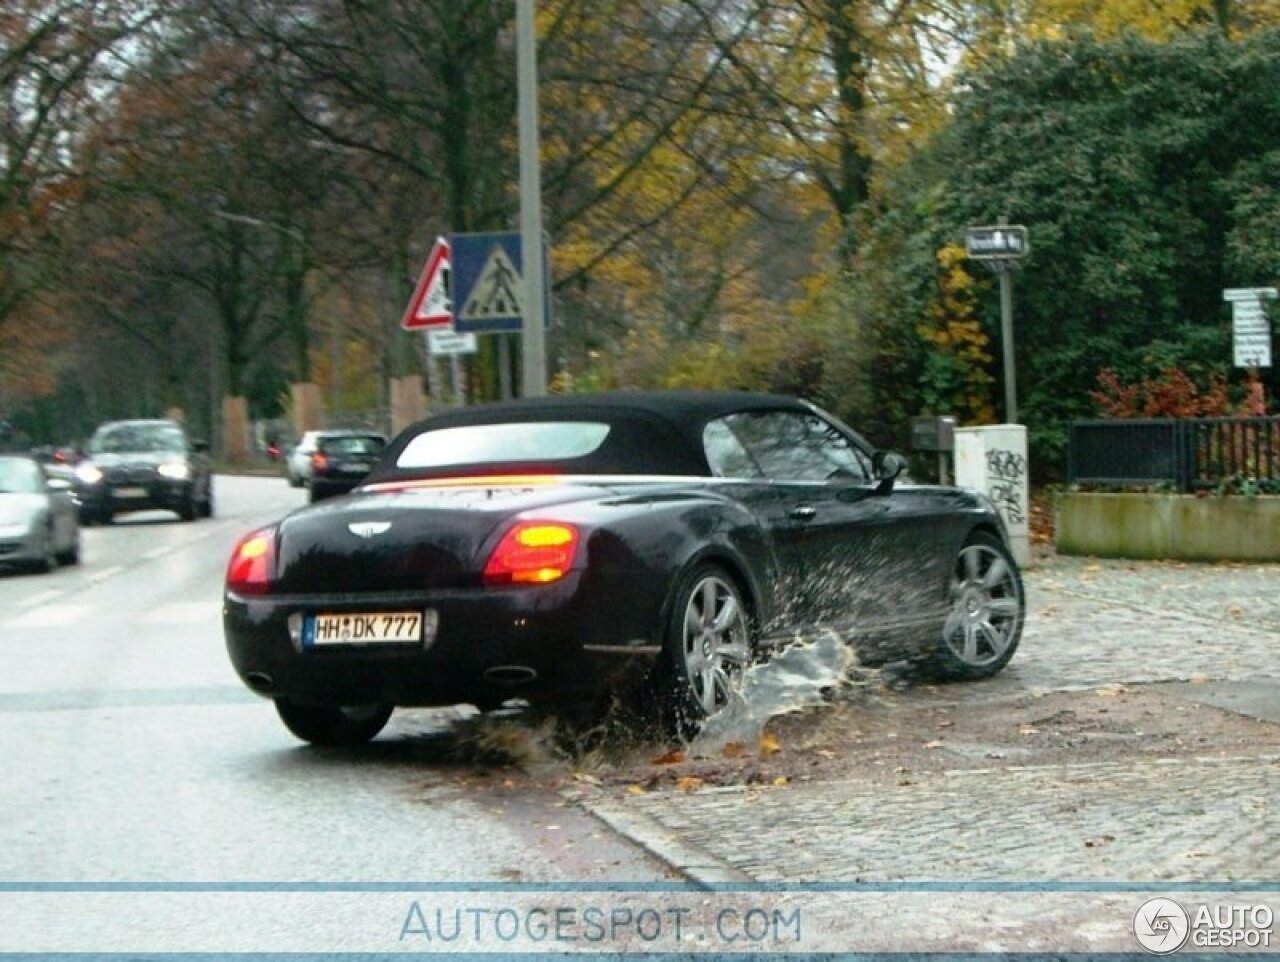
[[273, 479, 610, 593]]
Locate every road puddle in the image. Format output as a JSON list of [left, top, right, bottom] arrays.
[[690, 629, 858, 757]]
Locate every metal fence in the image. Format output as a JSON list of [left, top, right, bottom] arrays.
[[1068, 417, 1280, 492]]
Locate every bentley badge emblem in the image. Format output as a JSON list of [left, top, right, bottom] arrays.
[[347, 521, 392, 539]]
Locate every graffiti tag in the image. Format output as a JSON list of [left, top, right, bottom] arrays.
[[986, 447, 1026, 526]]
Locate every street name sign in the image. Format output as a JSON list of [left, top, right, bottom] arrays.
[[399, 237, 452, 330], [965, 225, 1029, 260], [1224, 287, 1276, 369], [427, 329, 478, 355]]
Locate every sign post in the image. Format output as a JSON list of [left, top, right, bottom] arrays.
[[965, 221, 1029, 424], [516, 0, 547, 398]]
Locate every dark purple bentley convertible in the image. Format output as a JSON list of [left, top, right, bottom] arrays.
[[224, 391, 1024, 744]]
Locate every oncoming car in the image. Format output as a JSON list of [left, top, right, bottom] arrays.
[[223, 391, 1025, 745], [74, 419, 212, 524]]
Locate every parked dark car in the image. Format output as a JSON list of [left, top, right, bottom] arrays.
[[75, 419, 213, 524], [223, 391, 1024, 746], [307, 432, 388, 503], [0, 455, 80, 571]]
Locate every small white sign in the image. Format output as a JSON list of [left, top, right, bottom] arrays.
[[1225, 287, 1276, 368], [427, 329, 478, 355]]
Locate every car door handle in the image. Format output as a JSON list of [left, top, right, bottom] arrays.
[[789, 505, 818, 521]]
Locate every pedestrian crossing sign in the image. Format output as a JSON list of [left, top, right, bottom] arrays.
[[459, 245, 522, 321], [450, 231, 550, 334]]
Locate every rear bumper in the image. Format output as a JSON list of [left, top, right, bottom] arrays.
[[223, 572, 661, 709]]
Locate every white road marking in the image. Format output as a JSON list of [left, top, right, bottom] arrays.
[[17, 588, 61, 610], [9, 604, 92, 628], [139, 602, 222, 625]]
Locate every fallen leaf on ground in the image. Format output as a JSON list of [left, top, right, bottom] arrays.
[[675, 776, 704, 792], [759, 732, 782, 755], [1095, 684, 1129, 697], [772, 776, 789, 786], [650, 749, 685, 765], [721, 741, 748, 758], [923, 740, 945, 749], [1019, 726, 1040, 735], [626, 784, 646, 796]]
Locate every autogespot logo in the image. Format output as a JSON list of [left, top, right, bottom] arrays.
[[1134, 897, 1191, 954]]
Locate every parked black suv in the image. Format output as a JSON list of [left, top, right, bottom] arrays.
[[74, 419, 213, 524]]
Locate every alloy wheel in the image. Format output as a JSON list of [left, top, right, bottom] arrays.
[[942, 543, 1022, 668], [680, 574, 751, 715]]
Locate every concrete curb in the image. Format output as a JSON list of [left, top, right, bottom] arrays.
[[569, 791, 754, 886]]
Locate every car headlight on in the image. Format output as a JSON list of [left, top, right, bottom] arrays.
[[158, 462, 191, 480], [75, 463, 103, 485]]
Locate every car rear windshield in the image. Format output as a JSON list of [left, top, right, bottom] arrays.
[[89, 424, 186, 455], [396, 421, 611, 470], [320, 435, 385, 456]]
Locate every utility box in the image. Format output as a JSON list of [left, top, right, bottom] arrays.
[[910, 415, 956, 452], [955, 424, 1030, 568]]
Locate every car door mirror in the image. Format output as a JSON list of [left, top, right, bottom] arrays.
[[872, 450, 907, 494], [192, 439, 210, 454]]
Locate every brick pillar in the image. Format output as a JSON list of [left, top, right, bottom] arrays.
[[290, 382, 324, 436], [221, 396, 250, 463], [390, 375, 426, 437]]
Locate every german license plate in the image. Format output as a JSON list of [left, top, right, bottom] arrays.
[[304, 610, 427, 647], [114, 486, 147, 498], [338, 461, 371, 473]]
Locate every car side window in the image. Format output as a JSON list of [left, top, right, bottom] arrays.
[[703, 419, 763, 478], [726, 411, 871, 483]]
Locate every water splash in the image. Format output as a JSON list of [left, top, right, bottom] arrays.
[[690, 629, 856, 758]]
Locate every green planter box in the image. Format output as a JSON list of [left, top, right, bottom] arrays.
[[1057, 492, 1280, 561]]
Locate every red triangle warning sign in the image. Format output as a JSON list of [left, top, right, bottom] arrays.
[[400, 237, 452, 330]]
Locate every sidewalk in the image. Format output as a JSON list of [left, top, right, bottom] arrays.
[[570, 555, 1280, 885]]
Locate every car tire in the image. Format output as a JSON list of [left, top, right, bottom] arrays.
[[928, 530, 1025, 681], [177, 494, 197, 522], [274, 699, 394, 746], [200, 482, 214, 518], [56, 529, 80, 566], [653, 563, 753, 737], [33, 526, 58, 573]]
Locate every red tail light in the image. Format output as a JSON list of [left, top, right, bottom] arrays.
[[227, 527, 276, 595], [311, 451, 328, 472], [483, 522, 580, 586]]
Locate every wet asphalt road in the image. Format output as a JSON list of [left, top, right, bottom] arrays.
[[0, 474, 669, 884]]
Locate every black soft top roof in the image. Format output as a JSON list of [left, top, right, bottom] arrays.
[[379, 390, 814, 479]]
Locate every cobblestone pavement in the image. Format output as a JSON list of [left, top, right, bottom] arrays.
[[577, 556, 1280, 886]]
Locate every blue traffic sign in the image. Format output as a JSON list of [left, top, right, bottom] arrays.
[[450, 231, 551, 334]]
